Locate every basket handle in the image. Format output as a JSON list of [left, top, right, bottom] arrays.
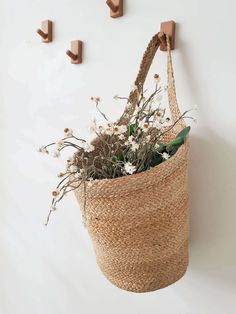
[[117, 32, 185, 128]]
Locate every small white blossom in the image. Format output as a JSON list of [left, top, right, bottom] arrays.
[[156, 108, 165, 117], [51, 204, 57, 210], [118, 134, 125, 140], [69, 165, 78, 173], [82, 143, 95, 153], [89, 119, 98, 133], [133, 106, 142, 115], [162, 152, 170, 160], [67, 156, 74, 165], [154, 74, 161, 83], [153, 120, 162, 129], [74, 168, 85, 178], [127, 135, 134, 144], [124, 162, 136, 175], [64, 128, 73, 137], [56, 140, 64, 148], [57, 172, 65, 178], [103, 125, 113, 136], [131, 143, 139, 151], [91, 96, 101, 102], [52, 189, 60, 197], [37, 146, 48, 154], [52, 150, 61, 158]]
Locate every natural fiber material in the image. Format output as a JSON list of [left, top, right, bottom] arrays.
[[74, 33, 189, 292]]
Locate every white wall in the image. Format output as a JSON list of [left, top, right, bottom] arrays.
[[1, 0, 236, 313]]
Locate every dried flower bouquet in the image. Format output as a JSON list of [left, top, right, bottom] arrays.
[[38, 75, 193, 225]]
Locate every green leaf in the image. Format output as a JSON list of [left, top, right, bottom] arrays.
[[128, 123, 137, 136], [113, 151, 124, 162], [166, 145, 179, 155], [167, 136, 184, 146], [146, 152, 163, 168], [156, 143, 166, 153], [176, 126, 191, 141]]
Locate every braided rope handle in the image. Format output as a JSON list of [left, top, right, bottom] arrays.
[[117, 32, 185, 128]]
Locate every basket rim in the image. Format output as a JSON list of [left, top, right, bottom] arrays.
[[79, 141, 188, 191]]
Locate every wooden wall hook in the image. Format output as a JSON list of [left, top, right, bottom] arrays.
[[66, 40, 83, 64], [37, 20, 52, 43], [106, 0, 123, 18], [159, 20, 175, 51]]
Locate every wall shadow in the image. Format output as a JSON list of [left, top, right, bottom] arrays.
[[189, 131, 236, 270]]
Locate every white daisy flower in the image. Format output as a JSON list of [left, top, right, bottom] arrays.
[[113, 125, 121, 135], [139, 120, 149, 133], [124, 162, 136, 175], [113, 124, 127, 135], [162, 152, 170, 160]]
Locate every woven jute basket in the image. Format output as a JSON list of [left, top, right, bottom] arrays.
[[74, 33, 189, 292]]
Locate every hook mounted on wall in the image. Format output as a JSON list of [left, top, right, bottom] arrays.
[[37, 20, 53, 43], [106, 0, 123, 18], [66, 40, 83, 64], [158, 20, 175, 51]]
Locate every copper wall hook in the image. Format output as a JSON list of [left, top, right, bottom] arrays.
[[159, 20, 175, 51], [66, 40, 83, 64], [106, 0, 123, 18], [37, 20, 52, 43]]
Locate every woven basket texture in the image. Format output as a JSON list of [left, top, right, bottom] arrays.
[[74, 33, 189, 292]]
